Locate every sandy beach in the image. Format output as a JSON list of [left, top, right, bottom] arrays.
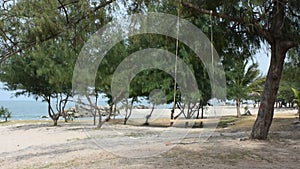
[[0, 107, 299, 169]]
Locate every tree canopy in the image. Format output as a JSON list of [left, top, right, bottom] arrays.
[[0, 0, 299, 139], [226, 58, 261, 117], [182, 0, 300, 139]]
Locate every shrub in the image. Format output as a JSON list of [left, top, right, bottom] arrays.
[[0, 106, 12, 122]]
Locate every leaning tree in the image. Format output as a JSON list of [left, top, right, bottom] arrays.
[[182, 0, 300, 139]]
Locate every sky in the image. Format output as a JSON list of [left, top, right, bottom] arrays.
[[0, 83, 29, 101], [0, 0, 272, 101], [0, 49, 271, 101], [255, 45, 271, 76]]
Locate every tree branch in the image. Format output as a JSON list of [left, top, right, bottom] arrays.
[[181, 1, 273, 43], [73, 0, 115, 25], [57, 0, 79, 10], [0, 31, 61, 63], [57, 0, 69, 24], [181, 1, 242, 23], [0, 0, 116, 63]]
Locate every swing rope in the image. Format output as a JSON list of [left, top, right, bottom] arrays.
[[210, 10, 214, 98], [172, 0, 180, 113]]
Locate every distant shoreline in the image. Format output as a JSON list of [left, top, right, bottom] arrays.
[[0, 105, 297, 122]]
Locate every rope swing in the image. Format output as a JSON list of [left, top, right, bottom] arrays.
[[172, 3, 180, 110], [170, 5, 215, 126], [210, 10, 215, 99], [170, 0, 181, 125]]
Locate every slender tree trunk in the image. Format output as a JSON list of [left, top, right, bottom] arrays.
[[124, 99, 134, 125], [97, 110, 103, 129], [196, 103, 201, 119], [94, 94, 98, 125], [105, 103, 114, 122], [62, 105, 68, 123], [236, 98, 241, 117], [279, 101, 282, 108], [185, 101, 191, 127], [298, 107, 300, 121], [170, 100, 177, 126], [196, 101, 201, 119], [170, 109, 175, 126], [124, 99, 129, 124], [113, 103, 117, 119], [61, 96, 69, 123], [46, 96, 60, 126], [93, 114, 96, 126], [53, 118, 58, 126], [63, 114, 68, 122], [113, 104, 117, 119], [144, 103, 155, 125]]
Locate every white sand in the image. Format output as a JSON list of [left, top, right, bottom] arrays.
[[0, 107, 299, 169]]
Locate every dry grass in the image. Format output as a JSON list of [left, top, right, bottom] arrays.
[[1, 112, 299, 169], [0, 119, 52, 126], [218, 113, 299, 132], [107, 113, 299, 132]]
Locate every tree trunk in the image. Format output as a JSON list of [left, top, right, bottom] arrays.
[[93, 114, 96, 126], [105, 103, 114, 122], [62, 98, 69, 123], [180, 0, 297, 139], [250, 41, 288, 139], [46, 96, 60, 126], [250, 0, 297, 140], [113, 103, 117, 119], [185, 101, 191, 127], [94, 94, 98, 125], [124, 99, 134, 125], [63, 115, 68, 122], [53, 118, 58, 126], [196, 104, 200, 119], [201, 105, 204, 119], [97, 110, 103, 129], [236, 98, 241, 117], [170, 109, 175, 126], [144, 103, 155, 125], [170, 100, 177, 126], [298, 107, 300, 121]]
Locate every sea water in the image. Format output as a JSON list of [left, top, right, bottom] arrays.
[[0, 100, 75, 120], [0, 98, 171, 120]]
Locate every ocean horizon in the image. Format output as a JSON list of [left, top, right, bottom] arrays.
[[0, 99, 171, 120], [0, 100, 76, 120]]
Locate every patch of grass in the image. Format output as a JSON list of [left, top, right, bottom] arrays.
[[229, 116, 256, 130], [217, 116, 239, 128], [219, 113, 298, 136], [162, 146, 254, 166], [270, 114, 298, 131], [215, 150, 254, 165], [0, 120, 52, 126], [108, 118, 171, 127]]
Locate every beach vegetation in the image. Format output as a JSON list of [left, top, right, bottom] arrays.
[[226, 59, 261, 117], [0, 0, 299, 139], [0, 106, 11, 122]]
